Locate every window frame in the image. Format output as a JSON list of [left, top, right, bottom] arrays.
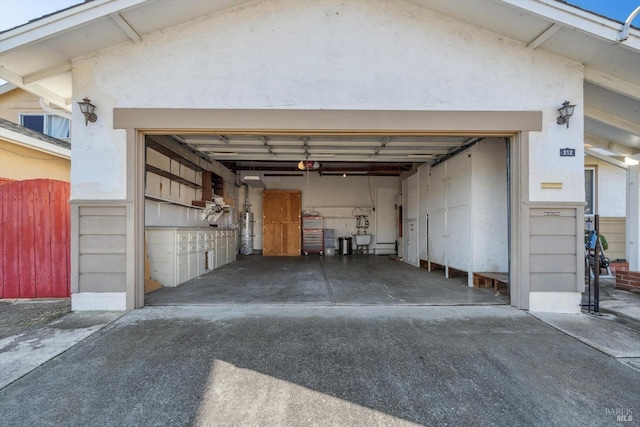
[[19, 113, 70, 139], [584, 165, 597, 215]]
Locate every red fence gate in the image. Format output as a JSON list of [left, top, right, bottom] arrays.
[[0, 179, 70, 298]]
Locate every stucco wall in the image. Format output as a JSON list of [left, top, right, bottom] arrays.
[[0, 139, 70, 182], [71, 0, 584, 205], [584, 155, 626, 217]]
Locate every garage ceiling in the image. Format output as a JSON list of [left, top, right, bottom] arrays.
[[1, 0, 639, 169], [172, 133, 477, 175]]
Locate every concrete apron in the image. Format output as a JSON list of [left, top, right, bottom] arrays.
[[0, 300, 125, 389], [530, 311, 640, 372], [1, 305, 639, 427]]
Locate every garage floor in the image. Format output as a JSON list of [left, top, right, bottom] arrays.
[[145, 255, 509, 306]]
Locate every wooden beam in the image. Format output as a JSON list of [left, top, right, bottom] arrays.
[[585, 68, 640, 102], [526, 23, 562, 50], [23, 62, 71, 85], [585, 106, 640, 136], [110, 13, 141, 42]]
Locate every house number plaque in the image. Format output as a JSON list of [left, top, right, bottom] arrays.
[[559, 148, 575, 157]]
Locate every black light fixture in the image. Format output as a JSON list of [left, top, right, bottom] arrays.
[[556, 101, 576, 128], [77, 97, 97, 125]]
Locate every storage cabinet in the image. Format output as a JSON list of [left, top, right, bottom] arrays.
[[421, 139, 508, 283], [263, 190, 301, 256], [302, 216, 324, 255], [215, 230, 227, 269], [146, 227, 236, 287]]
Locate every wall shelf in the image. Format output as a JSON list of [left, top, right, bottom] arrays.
[[145, 194, 204, 209], [146, 164, 202, 189]]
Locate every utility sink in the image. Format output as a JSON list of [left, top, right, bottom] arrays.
[[355, 234, 372, 245]]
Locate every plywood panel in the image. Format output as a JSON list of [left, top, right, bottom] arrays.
[[418, 163, 430, 214], [470, 139, 508, 272], [429, 210, 446, 265], [406, 183, 418, 221], [375, 187, 397, 244], [283, 223, 302, 256], [263, 190, 301, 256], [447, 206, 470, 271], [282, 191, 301, 223], [263, 191, 283, 224], [429, 164, 446, 211], [262, 223, 282, 256], [419, 213, 428, 261], [446, 151, 471, 209]]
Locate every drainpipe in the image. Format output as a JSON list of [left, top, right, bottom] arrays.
[[618, 6, 640, 42], [39, 98, 72, 120]]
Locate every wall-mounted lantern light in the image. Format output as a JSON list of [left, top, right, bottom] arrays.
[[556, 101, 576, 128], [77, 97, 97, 125]]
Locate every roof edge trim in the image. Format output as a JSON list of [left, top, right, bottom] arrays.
[[0, 0, 149, 54]]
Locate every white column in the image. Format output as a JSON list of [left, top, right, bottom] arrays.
[[627, 163, 640, 271]]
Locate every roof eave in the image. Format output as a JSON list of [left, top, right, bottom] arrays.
[[0, 0, 149, 54], [0, 127, 71, 159], [501, 0, 640, 52]]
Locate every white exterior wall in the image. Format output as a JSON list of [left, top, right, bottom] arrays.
[[68, 0, 586, 312], [584, 155, 626, 217], [240, 173, 397, 253], [71, 0, 583, 203]]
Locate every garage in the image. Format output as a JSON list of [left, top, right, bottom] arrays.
[[139, 126, 512, 306], [2, 0, 610, 313]]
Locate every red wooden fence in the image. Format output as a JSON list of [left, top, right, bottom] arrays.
[[0, 179, 70, 298]]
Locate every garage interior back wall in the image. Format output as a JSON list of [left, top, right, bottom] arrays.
[[240, 173, 399, 254]]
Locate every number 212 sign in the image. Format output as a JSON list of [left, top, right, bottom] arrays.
[[560, 148, 575, 157]]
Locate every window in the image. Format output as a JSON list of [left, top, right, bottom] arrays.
[[20, 114, 70, 139], [585, 167, 596, 214]]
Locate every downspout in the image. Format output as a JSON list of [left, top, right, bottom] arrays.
[[39, 98, 72, 121], [618, 6, 640, 42]]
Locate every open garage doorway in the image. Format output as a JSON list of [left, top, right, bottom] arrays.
[[115, 109, 540, 309]]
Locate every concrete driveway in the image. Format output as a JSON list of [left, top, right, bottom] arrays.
[[1, 305, 638, 426]]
